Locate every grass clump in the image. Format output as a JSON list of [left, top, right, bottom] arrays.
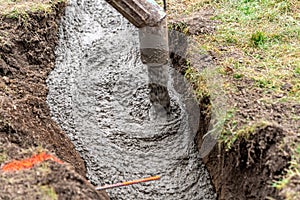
[[250, 31, 267, 47], [273, 141, 300, 199], [0, 152, 7, 165], [39, 185, 58, 200], [0, 0, 67, 18], [185, 65, 210, 99], [221, 120, 270, 150]]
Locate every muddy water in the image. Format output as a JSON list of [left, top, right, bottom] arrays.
[[47, 0, 216, 199]]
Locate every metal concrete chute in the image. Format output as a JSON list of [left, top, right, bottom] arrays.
[[106, 0, 170, 115], [105, 0, 169, 66], [105, 0, 166, 28]]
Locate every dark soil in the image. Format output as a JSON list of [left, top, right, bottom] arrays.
[[0, 137, 109, 200], [203, 125, 290, 200], [0, 2, 109, 199]]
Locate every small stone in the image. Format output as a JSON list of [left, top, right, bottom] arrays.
[[3, 76, 10, 83], [281, 83, 292, 91]]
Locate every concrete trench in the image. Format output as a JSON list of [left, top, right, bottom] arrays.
[[46, 0, 216, 199]]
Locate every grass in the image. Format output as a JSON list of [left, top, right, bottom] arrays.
[[165, 0, 300, 198], [39, 185, 58, 200], [185, 59, 228, 144], [0, 0, 66, 18], [273, 141, 300, 200], [221, 120, 271, 149], [210, 1, 298, 101], [167, 0, 299, 101], [0, 152, 7, 165]]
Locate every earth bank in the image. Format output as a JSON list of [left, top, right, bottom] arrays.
[[0, 1, 108, 199]]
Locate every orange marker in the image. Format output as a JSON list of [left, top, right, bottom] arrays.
[[1, 152, 63, 172], [96, 175, 161, 190]]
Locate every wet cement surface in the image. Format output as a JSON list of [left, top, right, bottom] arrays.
[[46, 0, 216, 199]]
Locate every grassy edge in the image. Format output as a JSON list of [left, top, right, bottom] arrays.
[[165, 0, 300, 199], [1, 2, 70, 199], [0, 0, 68, 19]]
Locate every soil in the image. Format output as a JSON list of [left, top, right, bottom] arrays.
[[0, 137, 109, 200], [0, 2, 108, 199], [203, 125, 290, 200]]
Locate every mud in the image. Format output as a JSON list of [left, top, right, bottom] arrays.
[[47, 0, 216, 199]]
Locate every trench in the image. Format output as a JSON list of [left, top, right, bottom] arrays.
[[46, 0, 216, 199]]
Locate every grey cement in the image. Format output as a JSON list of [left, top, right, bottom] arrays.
[[46, 0, 217, 199]]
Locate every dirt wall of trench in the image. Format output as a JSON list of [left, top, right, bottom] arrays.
[[200, 125, 290, 200], [0, 2, 109, 199]]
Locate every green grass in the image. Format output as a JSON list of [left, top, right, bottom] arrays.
[[272, 141, 300, 200], [0, 152, 7, 165], [221, 119, 271, 150], [39, 185, 58, 200], [204, 0, 299, 152], [168, 0, 299, 103], [211, 0, 299, 100], [0, 0, 66, 18]]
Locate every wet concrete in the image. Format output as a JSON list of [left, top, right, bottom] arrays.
[[46, 0, 216, 199]]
